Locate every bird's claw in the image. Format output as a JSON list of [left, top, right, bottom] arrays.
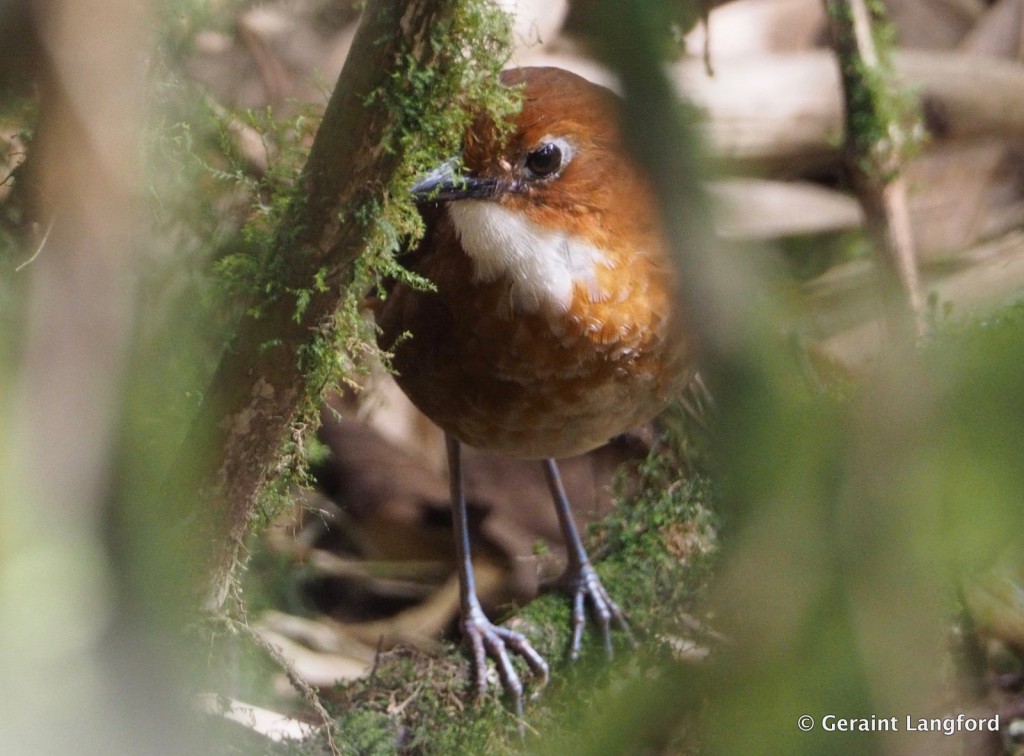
[[463, 604, 549, 717], [559, 561, 632, 660]]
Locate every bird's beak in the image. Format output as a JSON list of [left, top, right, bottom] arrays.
[[410, 158, 501, 203]]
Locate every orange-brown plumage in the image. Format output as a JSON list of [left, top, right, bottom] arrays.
[[376, 67, 692, 459]]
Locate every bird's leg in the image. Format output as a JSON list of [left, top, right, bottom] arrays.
[[543, 458, 631, 659], [446, 435, 549, 714]]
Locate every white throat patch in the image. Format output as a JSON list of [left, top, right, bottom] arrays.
[[447, 200, 609, 313]]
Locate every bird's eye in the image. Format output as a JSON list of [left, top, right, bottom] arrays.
[[524, 142, 563, 178]]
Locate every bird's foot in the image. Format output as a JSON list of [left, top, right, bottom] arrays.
[[462, 603, 549, 717], [556, 560, 633, 660]]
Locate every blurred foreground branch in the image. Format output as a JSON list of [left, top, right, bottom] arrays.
[[0, 1, 202, 754], [532, 2, 1023, 755]]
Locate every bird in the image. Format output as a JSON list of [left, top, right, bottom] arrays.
[[374, 66, 693, 713]]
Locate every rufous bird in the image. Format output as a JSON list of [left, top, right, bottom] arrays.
[[375, 66, 693, 713]]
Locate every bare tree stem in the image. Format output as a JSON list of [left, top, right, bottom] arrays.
[[825, 0, 926, 342]]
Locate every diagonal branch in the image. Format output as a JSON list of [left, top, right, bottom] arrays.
[[163, 0, 496, 611]]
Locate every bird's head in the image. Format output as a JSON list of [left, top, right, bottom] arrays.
[[412, 67, 664, 314]]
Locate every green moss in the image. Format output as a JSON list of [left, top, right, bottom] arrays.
[[324, 644, 522, 754], [211, 0, 519, 342], [191, 0, 524, 525], [345, 0, 522, 315], [827, 0, 922, 182], [332, 708, 402, 755], [218, 3, 515, 369], [208, 103, 324, 320], [927, 297, 1024, 344], [590, 455, 717, 632]]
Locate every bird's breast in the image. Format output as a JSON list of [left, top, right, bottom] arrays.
[[376, 204, 690, 458]]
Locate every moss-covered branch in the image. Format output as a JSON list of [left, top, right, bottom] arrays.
[[825, 0, 926, 341], [168, 0, 515, 610]]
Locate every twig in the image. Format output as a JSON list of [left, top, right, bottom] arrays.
[[15, 216, 55, 272], [227, 616, 342, 756], [824, 0, 926, 342], [368, 633, 386, 679], [0, 151, 26, 188], [699, 4, 714, 77]]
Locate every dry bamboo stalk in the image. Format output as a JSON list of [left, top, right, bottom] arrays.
[[677, 50, 1024, 174]]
